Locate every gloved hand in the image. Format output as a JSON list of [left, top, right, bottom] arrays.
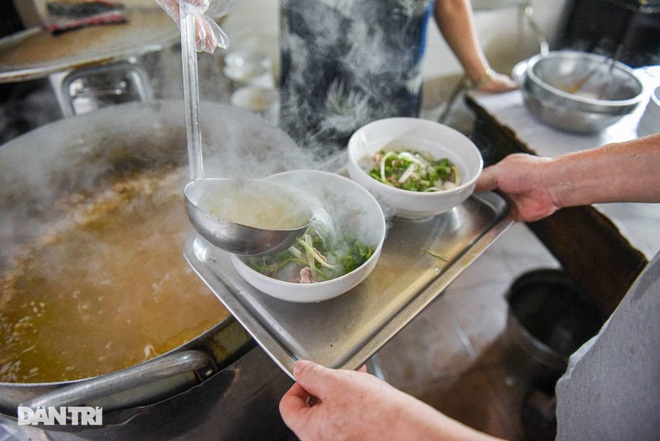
[[154, 0, 237, 53]]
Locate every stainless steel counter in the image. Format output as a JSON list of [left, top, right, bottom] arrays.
[[465, 65, 660, 314]]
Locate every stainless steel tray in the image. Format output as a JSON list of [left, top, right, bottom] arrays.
[[184, 191, 512, 378]]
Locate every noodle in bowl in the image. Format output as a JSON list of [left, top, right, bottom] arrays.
[[230, 170, 386, 303], [347, 118, 483, 218]]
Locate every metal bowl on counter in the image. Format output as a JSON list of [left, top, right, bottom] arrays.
[[0, 100, 317, 440], [520, 51, 644, 133]]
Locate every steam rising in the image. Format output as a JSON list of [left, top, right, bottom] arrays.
[[1, 96, 329, 382], [0, 99, 324, 272], [195, 179, 313, 230], [0, 0, 412, 381], [279, 0, 430, 155]]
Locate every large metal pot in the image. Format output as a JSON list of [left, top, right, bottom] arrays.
[[0, 100, 316, 439]]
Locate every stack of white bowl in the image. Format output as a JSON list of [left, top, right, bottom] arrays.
[[224, 48, 280, 126], [637, 86, 660, 137]]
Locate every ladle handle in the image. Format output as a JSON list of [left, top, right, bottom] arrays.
[[180, 6, 204, 181]]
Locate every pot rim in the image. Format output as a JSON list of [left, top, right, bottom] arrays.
[[525, 50, 645, 108], [0, 315, 239, 389]]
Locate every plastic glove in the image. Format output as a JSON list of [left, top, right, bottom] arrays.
[[154, 0, 237, 53]]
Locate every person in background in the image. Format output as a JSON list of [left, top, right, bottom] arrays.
[[279, 133, 660, 441], [156, 0, 516, 155], [433, 0, 518, 94], [279, 0, 517, 156]]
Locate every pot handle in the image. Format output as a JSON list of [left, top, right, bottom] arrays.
[[21, 350, 215, 411]]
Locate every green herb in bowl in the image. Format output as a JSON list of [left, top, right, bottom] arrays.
[[245, 227, 374, 284], [367, 148, 460, 192]]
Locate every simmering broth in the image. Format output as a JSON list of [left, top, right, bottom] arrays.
[[0, 167, 229, 383], [198, 180, 311, 230]]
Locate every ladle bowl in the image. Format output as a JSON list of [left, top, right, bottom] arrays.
[[184, 178, 312, 256]]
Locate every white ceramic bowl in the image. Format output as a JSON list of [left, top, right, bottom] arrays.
[[230, 86, 279, 126], [637, 86, 660, 138], [223, 48, 274, 88], [347, 117, 483, 218], [230, 170, 386, 303]]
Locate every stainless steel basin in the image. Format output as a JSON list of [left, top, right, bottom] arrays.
[[521, 51, 644, 133]]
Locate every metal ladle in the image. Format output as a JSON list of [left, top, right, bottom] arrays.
[[178, 7, 310, 255], [184, 178, 312, 256]]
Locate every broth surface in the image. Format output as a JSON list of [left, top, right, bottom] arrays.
[[0, 168, 229, 383], [199, 180, 311, 230]]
